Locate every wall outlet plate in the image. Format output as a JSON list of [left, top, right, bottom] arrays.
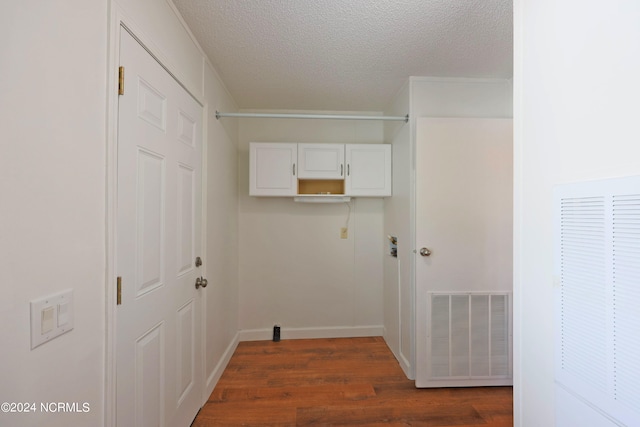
[[340, 227, 348, 239]]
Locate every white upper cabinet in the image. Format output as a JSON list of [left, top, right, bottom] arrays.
[[249, 142, 297, 196], [345, 144, 392, 196], [297, 143, 345, 179], [249, 142, 391, 197]]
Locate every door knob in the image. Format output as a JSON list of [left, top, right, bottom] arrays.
[[419, 247, 432, 257], [195, 277, 208, 289]]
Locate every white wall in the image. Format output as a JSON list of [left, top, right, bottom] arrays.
[[237, 113, 385, 338], [383, 78, 513, 380], [0, 1, 240, 426], [411, 78, 513, 120], [0, 1, 107, 426], [514, 1, 640, 426], [202, 62, 240, 398], [116, 0, 204, 96]]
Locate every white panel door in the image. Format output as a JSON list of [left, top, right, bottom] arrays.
[[414, 118, 513, 388], [249, 142, 297, 196], [117, 28, 203, 427], [297, 143, 345, 179], [345, 144, 391, 196]]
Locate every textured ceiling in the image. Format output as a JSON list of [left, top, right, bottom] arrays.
[[173, 0, 513, 111]]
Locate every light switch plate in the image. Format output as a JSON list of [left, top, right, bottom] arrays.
[[41, 307, 55, 334], [57, 301, 70, 327], [30, 289, 74, 349]]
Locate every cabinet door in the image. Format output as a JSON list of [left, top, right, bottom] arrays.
[[345, 144, 391, 196], [297, 143, 345, 179], [249, 142, 297, 196]]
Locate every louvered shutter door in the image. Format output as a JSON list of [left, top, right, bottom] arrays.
[[554, 176, 640, 426]]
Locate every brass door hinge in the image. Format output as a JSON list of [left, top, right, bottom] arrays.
[[118, 66, 125, 95], [117, 276, 122, 305]]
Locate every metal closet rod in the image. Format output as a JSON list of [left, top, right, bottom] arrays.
[[215, 111, 409, 122]]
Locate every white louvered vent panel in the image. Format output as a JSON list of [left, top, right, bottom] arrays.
[[470, 295, 490, 377], [612, 194, 640, 413], [490, 294, 509, 377], [429, 293, 510, 381], [559, 196, 607, 392], [554, 176, 640, 427], [430, 295, 450, 378], [451, 295, 470, 377]]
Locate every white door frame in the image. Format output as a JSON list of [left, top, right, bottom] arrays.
[[105, 6, 207, 426]]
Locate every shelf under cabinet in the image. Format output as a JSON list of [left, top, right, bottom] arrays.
[[297, 179, 345, 195]]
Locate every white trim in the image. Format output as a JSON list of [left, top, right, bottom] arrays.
[[238, 326, 384, 342], [382, 327, 394, 353], [513, 0, 524, 425], [104, 3, 122, 426], [199, 101, 209, 407], [398, 352, 412, 379], [382, 327, 412, 379], [408, 78, 417, 381], [203, 332, 240, 405]]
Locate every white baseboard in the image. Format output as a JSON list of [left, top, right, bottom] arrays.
[[398, 352, 413, 380], [382, 328, 413, 381], [238, 325, 384, 342], [202, 332, 240, 405]]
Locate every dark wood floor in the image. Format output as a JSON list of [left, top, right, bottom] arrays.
[[192, 336, 513, 426]]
